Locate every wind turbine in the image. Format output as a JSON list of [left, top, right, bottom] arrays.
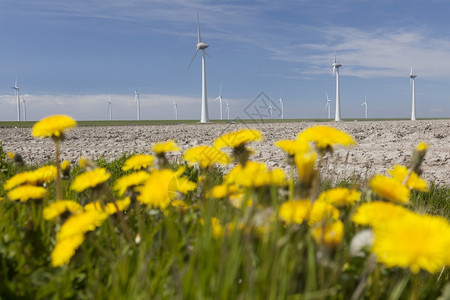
[[410, 67, 417, 121], [173, 101, 178, 121], [332, 53, 342, 121], [215, 83, 223, 120], [225, 99, 230, 120], [325, 92, 332, 119], [107, 96, 112, 121], [188, 10, 210, 123], [361, 94, 368, 119], [279, 90, 284, 119], [267, 101, 273, 119], [12, 78, 20, 121], [22, 96, 26, 121], [134, 89, 140, 121]]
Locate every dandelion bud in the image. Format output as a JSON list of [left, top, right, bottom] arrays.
[[409, 141, 428, 175]]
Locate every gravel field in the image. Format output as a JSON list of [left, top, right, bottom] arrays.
[[1, 120, 449, 186]]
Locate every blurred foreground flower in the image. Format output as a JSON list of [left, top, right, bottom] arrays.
[[278, 199, 311, 225], [184, 145, 230, 169], [71, 168, 111, 192], [43, 200, 83, 220], [369, 175, 410, 204], [297, 125, 356, 152], [32, 115, 76, 139], [122, 154, 154, 172], [114, 171, 150, 196], [7, 185, 47, 202], [372, 212, 450, 274], [388, 165, 428, 192], [317, 188, 361, 207], [311, 220, 344, 248], [352, 201, 410, 227]]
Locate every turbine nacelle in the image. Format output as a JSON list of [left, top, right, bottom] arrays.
[[196, 42, 209, 50]]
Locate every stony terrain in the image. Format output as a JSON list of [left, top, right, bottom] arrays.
[[1, 120, 449, 186]]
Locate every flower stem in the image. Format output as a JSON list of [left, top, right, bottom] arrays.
[[55, 139, 62, 200]]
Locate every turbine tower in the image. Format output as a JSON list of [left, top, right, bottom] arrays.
[[12, 78, 20, 121], [332, 53, 342, 121], [215, 83, 223, 120], [173, 101, 178, 121], [267, 101, 273, 119], [410, 67, 417, 121], [135, 89, 140, 121], [225, 99, 230, 120], [361, 94, 368, 119], [325, 92, 332, 119], [188, 10, 210, 123], [279, 90, 284, 119], [107, 96, 112, 121], [22, 97, 26, 121]]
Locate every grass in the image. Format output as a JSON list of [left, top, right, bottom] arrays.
[[0, 118, 449, 128]]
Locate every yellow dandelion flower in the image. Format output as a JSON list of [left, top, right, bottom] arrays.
[[7, 185, 47, 202], [6, 152, 15, 159], [211, 217, 224, 238], [416, 141, 428, 151], [225, 161, 287, 187], [308, 200, 339, 226], [275, 139, 310, 156], [297, 125, 356, 150], [171, 200, 189, 210], [372, 212, 450, 274], [370, 174, 410, 204], [43, 200, 83, 220], [70, 168, 111, 192], [317, 188, 361, 207], [152, 140, 179, 155], [279, 199, 311, 225], [57, 210, 108, 241], [84, 197, 131, 215], [51, 234, 84, 267], [113, 171, 150, 196], [183, 145, 230, 169], [33, 165, 57, 185], [388, 165, 428, 192], [0, 197, 4, 202], [61, 160, 71, 171], [136, 169, 194, 209], [32, 115, 76, 139], [294, 149, 317, 186], [210, 183, 242, 198], [311, 220, 344, 248], [214, 128, 263, 149], [122, 154, 155, 171], [172, 168, 197, 193], [352, 201, 410, 228], [4, 171, 36, 190]]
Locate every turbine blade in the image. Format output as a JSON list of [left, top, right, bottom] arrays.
[[197, 10, 202, 43], [188, 48, 200, 69], [219, 82, 222, 96], [204, 50, 212, 59]]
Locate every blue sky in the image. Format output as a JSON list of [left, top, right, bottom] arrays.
[[0, 0, 449, 121]]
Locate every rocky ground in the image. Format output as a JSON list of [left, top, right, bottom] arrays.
[[1, 120, 449, 186]]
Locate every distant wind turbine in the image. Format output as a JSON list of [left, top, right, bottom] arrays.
[[107, 96, 112, 121], [225, 99, 230, 120], [173, 101, 178, 121], [22, 97, 26, 121], [361, 94, 368, 119], [188, 10, 210, 123], [279, 90, 284, 119], [332, 53, 342, 121], [410, 67, 417, 121], [215, 83, 223, 120], [267, 101, 273, 119], [325, 92, 332, 119], [12, 78, 20, 121], [135, 89, 140, 121]]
